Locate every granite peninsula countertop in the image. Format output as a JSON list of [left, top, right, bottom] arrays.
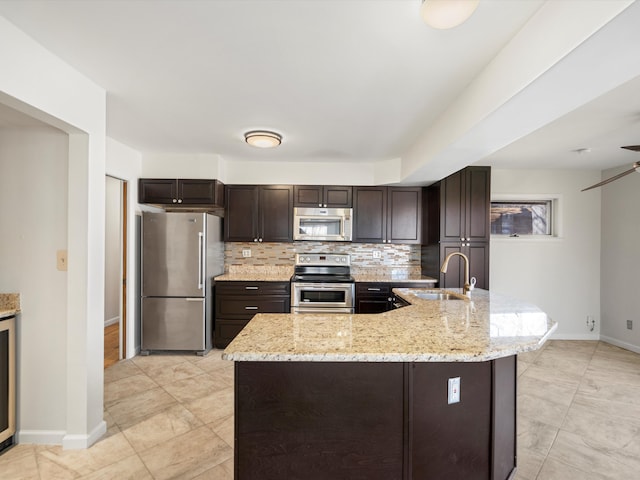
[[222, 288, 557, 363], [0, 293, 21, 319]]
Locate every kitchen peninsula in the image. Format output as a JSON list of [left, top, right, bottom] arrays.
[[223, 288, 556, 480]]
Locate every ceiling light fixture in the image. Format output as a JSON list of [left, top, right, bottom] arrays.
[[244, 130, 282, 148], [420, 0, 480, 29]]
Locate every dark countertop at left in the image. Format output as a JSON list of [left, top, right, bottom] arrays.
[[0, 293, 21, 319]]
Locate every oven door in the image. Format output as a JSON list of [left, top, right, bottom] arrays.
[[291, 282, 354, 311]]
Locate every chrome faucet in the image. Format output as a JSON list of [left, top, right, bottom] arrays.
[[440, 252, 475, 297]]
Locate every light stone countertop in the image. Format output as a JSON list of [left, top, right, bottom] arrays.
[[0, 293, 21, 319], [222, 288, 557, 363], [215, 266, 293, 282], [352, 273, 437, 283]]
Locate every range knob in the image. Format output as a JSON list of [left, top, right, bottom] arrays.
[[305, 256, 311, 262]]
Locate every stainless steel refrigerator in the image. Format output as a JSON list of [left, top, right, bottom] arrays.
[[141, 212, 224, 354]]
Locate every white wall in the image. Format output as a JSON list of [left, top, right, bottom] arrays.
[[490, 169, 602, 339], [600, 164, 640, 353], [104, 176, 121, 325], [0, 127, 69, 436], [141, 153, 402, 186], [0, 16, 107, 448], [105, 137, 142, 358]]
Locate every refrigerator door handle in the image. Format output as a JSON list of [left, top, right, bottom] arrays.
[[198, 231, 204, 290]]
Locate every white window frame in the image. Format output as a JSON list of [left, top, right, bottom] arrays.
[[490, 194, 563, 241]]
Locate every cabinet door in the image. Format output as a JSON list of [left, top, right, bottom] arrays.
[[138, 179, 177, 204], [465, 167, 491, 242], [439, 243, 489, 289], [353, 187, 387, 243], [387, 187, 421, 244], [225, 185, 258, 241], [293, 185, 323, 207], [259, 185, 293, 242], [178, 179, 223, 205], [324, 186, 352, 207], [440, 170, 465, 242]]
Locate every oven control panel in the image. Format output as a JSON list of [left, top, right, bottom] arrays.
[[295, 253, 350, 266]]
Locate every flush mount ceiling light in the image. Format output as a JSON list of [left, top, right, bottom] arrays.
[[244, 130, 282, 148], [420, 0, 480, 29]]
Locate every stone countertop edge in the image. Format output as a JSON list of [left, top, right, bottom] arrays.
[[222, 288, 558, 363], [0, 293, 21, 319], [214, 273, 438, 283]]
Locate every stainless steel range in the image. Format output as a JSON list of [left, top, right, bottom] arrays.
[[291, 253, 355, 314]]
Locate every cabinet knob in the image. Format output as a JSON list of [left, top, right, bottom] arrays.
[[318, 203, 322, 207], [460, 237, 464, 241], [253, 238, 258, 242], [178, 199, 183, 204], [173, 199, 178, 203], [466, 237, 470, 241], [259, 238, 263, 242], [323, 204, 327, 208]]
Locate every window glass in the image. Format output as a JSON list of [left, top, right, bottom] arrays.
[[490, 201, 552, 236]]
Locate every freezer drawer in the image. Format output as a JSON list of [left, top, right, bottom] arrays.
[[142, 297, 206, 351]]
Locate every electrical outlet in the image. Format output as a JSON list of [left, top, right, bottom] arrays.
[[56, 250, 68, 271], [373, 250, 382, 259], [242, 249, 251, 258], [627, 320, 633, 330], [448, 377, 460, 404], [586, 315, 595, 332]]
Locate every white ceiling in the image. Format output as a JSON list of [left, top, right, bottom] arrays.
[[1, 0, 640, 183]]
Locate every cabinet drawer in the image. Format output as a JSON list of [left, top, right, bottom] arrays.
[[356, 283, 391, 296], [215, 281, 290, 296], [216, 295, 290, 319]]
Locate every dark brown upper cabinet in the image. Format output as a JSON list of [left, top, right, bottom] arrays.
[[225, 185, 293, 243], [293, 185, 352, 208], [353, 186, 422, 244], [138, 178, 224, 207], [422, 166, 491, 288]]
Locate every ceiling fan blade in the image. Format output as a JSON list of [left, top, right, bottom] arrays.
[[581, 167, 637, 191], [621, 145, 640, 152]]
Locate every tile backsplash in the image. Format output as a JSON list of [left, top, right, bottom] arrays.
[[224, 242, 421, 271]]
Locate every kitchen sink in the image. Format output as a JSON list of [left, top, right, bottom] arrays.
[[414, 291, 464, 301]]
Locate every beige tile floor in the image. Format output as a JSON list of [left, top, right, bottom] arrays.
[[1, 340, 639, 479]]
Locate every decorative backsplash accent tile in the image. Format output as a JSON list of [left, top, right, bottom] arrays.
[[224, 242, 421, 270]]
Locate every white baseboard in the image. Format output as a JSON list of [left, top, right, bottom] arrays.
[[550, 332, 600, 341], [17, 429, 66, 445], [17, 421, 107, 450], [599, 335, 640, 355], [62, 420, 107, 450], [104, 316, 119, 327]]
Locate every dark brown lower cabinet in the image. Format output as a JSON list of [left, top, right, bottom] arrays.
[[234, 357, 516, 480]]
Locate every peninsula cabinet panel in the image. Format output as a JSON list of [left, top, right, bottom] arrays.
[[235, 362, 405, 480], [410, 361, 492, 480], [294, 185, 352, 207], [234, 358, 517, 480], [225, 185, 293, 242]]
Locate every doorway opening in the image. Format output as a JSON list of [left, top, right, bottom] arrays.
[[105, 175, 128, 368]]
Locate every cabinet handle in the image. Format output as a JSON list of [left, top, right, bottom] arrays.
[[367, 288, 381, 291], [245, 306, 259, 310], [245, 286, 259, 290]]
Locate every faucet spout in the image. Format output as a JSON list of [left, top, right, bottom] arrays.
[[440, 252, 474, 297]]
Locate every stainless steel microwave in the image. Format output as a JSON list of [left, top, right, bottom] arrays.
[[293, 207, 353, 241]]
